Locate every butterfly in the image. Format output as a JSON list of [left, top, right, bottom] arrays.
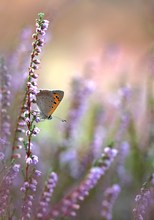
[[36, 90, 64, 120]]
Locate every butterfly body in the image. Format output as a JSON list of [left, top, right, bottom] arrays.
[[36, 90, 64, 120]]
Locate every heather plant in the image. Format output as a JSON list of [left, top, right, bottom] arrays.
[[0, 12, 154, 220]]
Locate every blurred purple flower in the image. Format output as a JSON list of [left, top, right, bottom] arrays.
[[36, 172, 58, 219], [101, 184, 121, 220], [35, 170, 42, 177], [0, 58, 11, 152], [0, 164, 20, 217], [60, 76, 95, 177], [7, 27, 32, 91], [20, 172, 42, 219], [133, 174, 154, 220], [91, 107, 105, 159], [117, 141, 131, 183], [21, 194, 34, 219], [64, 76, 95, 142], [49, 147, 118, 218]]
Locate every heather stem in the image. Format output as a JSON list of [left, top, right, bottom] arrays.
[[20, 13, 49, 220], [25, 12, 48, 179]]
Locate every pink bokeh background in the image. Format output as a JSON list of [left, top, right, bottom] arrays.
[[0, 0, 154, 94]]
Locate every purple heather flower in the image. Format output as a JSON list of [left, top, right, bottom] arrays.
[[101, 184, 121, 219], [110, 86, 131, 150], [34, 170, 42, 176], [28, 83, 38, 94], [29, 178, 38, 191], [36, 172, 58, 219], [90, 108, 106, 159], [32, 155, 39, 164], [18, 118, 27, 126], [26, 157, 33, 164], [0, 138, 6, 144], [32, 127, 40, 136], [18, 137, 24, 142], [20, 15, 49, 219], [35, 116, 41, 123], [24, 117, 30, 124], [20, 169, 41, 218], [33, 59, 40, 64], [23, 110, 30, 116], [30, 72, 39, 79], [84, 167, 104, 190], [50, 147, 118, 218], [30, 93, 37, 102], [109, 89, 131, 185], [12, 164, 20, 172], [0, 57, 11, 151], [0, 164, 20, 216], [64, 76, 95, 142], [16, 127, 25, 133], [20, 186, 26, 192], [25, 142, 33, 150], [133, 175, 154, 220], [118, 85, 131, 99], [26, 130, 31, 136], [61, 77, 95, 177], [21, 194, 34, 219], [24, 181, 30, 188], [16, 13, 49, 164], [133, 190, 151, 219], [29, 184, 37, 192]]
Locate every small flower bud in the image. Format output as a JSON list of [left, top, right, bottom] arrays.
[[33, 59, 40, 64], [26, 157, 33, 164], [32, 33, 37, 39]]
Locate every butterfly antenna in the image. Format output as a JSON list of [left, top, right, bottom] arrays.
[[53, 115, 67, 122]]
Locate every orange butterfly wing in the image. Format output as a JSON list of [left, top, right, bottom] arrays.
[[47, 92, 64, 117]]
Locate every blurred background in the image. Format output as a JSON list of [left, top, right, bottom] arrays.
[[1, 0, 154, 93]]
